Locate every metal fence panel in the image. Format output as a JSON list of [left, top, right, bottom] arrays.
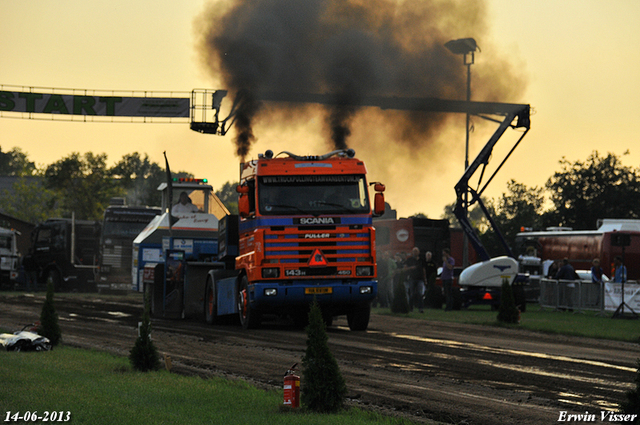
[[539, 278, 604, 313]]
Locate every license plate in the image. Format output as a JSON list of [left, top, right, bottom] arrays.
[[305, 287, 333, 295]]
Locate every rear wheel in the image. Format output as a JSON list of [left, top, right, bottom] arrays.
[[238, 276, 261, 329], [347, 302, 371, 331], [204, 278, 216, 324]]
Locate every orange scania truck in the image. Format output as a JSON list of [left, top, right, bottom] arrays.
[[231, 148, 385, 330], [149, 148, 385, 331]]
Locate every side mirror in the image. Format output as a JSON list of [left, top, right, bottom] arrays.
[[373, 193, 385, 217], [374, 183, 385, 192], [236, 185, 251, 218]]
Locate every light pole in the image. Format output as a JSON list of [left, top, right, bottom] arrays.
[[445, 38, 480, 268]]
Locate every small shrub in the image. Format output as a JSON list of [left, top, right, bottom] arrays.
[[38, 279, 61, 346], [497, 278, 520, 324], [391, 271, 410, 314], [129, 296, 161, 372], [302, 299, 346, 413], [620, 359, 640, 423]]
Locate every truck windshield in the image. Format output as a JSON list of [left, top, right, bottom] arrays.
[[103, 210, 159, 238], [258, 175, 370, 216], [103, 221, 152, 238], [0, 236, 12, 250]]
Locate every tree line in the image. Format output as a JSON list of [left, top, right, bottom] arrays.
[[0, 146, 238, 223], [439, 150, 640, 256], [2, 146, 637, 253]]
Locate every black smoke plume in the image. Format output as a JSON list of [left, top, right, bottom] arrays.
[[197, 0, 525, 158]]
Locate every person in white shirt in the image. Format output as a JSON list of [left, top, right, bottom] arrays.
[[172, 191, 199, 214]]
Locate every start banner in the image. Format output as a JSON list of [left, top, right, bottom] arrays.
[[604, 282, 640, 312], [0, 90, 189, 118]]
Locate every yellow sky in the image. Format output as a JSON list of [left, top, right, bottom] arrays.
[[1, 0, 639, 219]]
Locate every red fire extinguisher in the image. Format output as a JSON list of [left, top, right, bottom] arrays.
[[283, 363, 300, 408]]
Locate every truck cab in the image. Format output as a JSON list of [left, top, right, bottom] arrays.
[[24, 218, 101, 291], [233, 149, 385, 330]]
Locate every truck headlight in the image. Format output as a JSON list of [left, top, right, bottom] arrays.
[[264, 288, 278, 296], [356, 266, 372, 276], [262, 268, 280, 278], [359, 286, 373, 294]]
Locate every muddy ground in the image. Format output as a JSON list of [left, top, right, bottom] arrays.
[[1, 292, 639, 425]]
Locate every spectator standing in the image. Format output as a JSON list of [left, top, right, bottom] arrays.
[[612, 256, 627, 283], [441, 248, 455, 311], [591, 258, 605, 283], [590, 258, 605, 306], [423, 251, 440, 309], [554, 258, 578, 310], [547, 260, 560, 278], [404, 247, 426, 312]]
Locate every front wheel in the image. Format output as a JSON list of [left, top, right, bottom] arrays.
[[237, 276, 261, 330], [347, 302, 371, 331]]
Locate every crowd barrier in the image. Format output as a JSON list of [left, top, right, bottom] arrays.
[[539, 278, 604, 313], [539, 278, 640, 314]]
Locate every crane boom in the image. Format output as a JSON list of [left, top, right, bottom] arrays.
[[254, 91, 531, 260]]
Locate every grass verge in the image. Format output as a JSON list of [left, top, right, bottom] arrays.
[[374, 304, 640, 343], [0, 347, 414, 425]]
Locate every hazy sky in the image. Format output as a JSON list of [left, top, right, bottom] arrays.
[[1, 0, 639, 219]]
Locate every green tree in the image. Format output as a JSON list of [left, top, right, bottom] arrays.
[[497, 278, 520, 324], [0, 146, 36, 176], [44, 152, 123, 220], [129, 295, 162, 372], [38, 280, 62, 346], [441, 197, 492, 233], [215, 181, 239, 214], [0, 175, 61, 223], [480, 180, 546, 256], [545, 151, 640, 229], [110, 152, 166, 207], [302, 299, 347, 413]]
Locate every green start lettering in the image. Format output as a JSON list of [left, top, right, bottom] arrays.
[[99, 97, 123, 116], [73, 96, 97, 115], [19, 92, 44, 112], [0, 91, 15, 111], [43, 95, 70, 114]]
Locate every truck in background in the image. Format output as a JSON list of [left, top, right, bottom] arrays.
[[132, 178, 228, 294], [145, 149, 385, 331], [96, 200, 161, 293], [374, 218, 477, 268], [23, 217, 101, 291], [374, 218, 450, 260], [0, 227, 19, 289], [515, 219, 640, 280]]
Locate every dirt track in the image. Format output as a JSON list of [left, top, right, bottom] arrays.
[[1, 293, 639, 425]]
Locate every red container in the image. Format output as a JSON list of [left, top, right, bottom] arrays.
[[283, 373, 300, 408]]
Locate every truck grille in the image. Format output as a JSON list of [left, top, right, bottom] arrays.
[[103, 245, 132, 268], [264, 226, 371, 264]]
